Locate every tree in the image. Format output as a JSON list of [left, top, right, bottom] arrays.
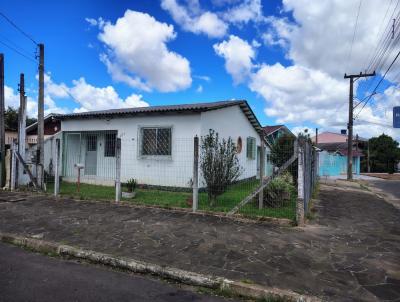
[[270, 134, 295, 167], [4, 106, 36, 130], [368, 134, 400, 174], [200, 129, 242, 206]]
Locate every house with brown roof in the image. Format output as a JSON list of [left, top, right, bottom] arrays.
[[57, 100, 268, 188], [311, 130, 365, 176], [263, 125, 295, 147]]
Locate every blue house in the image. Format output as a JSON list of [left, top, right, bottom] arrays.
[[312, 131, 364, 177]]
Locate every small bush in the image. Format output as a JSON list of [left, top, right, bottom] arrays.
[[263, 172, 296, 207], [125, 178, 137, 192]]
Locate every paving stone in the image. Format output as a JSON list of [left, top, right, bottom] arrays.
[[0, 188, 399, 301]]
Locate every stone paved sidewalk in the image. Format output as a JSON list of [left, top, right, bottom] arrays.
[[0, 185, 399, 301]]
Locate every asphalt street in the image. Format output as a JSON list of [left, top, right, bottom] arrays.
[[0, 242, 234, 302]]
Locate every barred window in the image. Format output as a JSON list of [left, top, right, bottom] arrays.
[[246, 137, 256, 159], [86, 135, 97, 151], [141, 127, 172, 156], [104, 133, 116, 157]]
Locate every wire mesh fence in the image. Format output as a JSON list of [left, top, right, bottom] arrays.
[[44, 130, 318, 223]]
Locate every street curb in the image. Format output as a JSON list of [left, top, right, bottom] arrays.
[[0, 232, 319, 302]]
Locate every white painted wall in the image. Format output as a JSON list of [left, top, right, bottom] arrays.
[[60, 105, 265, 187], [200, 105, 263, 183], [61, 113, 201, 187]]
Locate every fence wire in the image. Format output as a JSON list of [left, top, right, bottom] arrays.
[[44, 131, 318, 222]]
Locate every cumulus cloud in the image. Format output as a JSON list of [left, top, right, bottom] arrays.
[[241, 0, 399, 140], [250, 63, 348, 125], [161, 0, 228, 38], [97, 10, 191, 92], [69, 78, 149, 113], [222, 0, 264, 25], [214, 35, 255, 84]]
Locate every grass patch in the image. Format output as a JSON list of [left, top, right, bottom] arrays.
[[47, 179, 295, 220]]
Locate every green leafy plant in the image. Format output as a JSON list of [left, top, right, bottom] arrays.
[[126, 178, 137, 192], [263, 172, 295, 207], [200, 129, 242, 206]]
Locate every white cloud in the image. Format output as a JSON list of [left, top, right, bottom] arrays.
[[222, 0, 264, 25], [98, 10, 192, 92], [196, 84, 203, 93], [245, 0, 400, 140], [194, 75, 211, 82], [69, 77, 149, 112], [214, 35, 255, 84], [250, 63, 348, 125], [161, 0, 228, 38], [4, 85, 40, 118]]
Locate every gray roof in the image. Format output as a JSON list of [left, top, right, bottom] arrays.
[[57, 100, 263, 134]]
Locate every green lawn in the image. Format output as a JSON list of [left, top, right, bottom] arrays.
[[47, 180, 296, 220]]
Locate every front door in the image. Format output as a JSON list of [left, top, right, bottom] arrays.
[[85, 134, 97, 175]]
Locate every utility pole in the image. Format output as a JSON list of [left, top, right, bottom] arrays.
[[367, 139, 370, 173], [344, 71, 375, 180], [0, 54, 5, 188], [37, 43, 44, 189], [315, 128, 318, 145], [18, 74, 26, 186]]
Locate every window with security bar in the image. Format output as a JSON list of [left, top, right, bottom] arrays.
[[104, 133, 116, 157], [140, 127, 172, 156]]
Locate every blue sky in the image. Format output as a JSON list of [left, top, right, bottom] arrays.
[[0, 0, 398, 139]]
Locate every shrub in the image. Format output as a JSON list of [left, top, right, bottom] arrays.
[[263, 172, 296, 207], [200, 129, 242, 206]]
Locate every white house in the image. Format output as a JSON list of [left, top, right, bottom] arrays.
[[57, 100, 269, 188]]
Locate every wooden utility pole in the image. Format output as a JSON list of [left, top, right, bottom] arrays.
[[0, 54, 5, 188], [37, 43, 44, 189], [18, 73, 26, 186], [344, 71, 375, 180]]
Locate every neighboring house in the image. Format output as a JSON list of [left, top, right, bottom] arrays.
[[262, 125, 295, 176], [25, 113, 61, 146], [312, 131, 365, 176], [263, 125, 295, 147], [5, 127, 17, 147], [57, 100, 268, 188]]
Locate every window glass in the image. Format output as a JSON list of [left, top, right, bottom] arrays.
[[141, 127, 171, 156]]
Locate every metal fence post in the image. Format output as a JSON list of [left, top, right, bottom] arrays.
[[10, 139, 17, 191], [115, 137, 121, 202], [192, 136, 199, 212], [296, 139, 305, 226], [54, 138, 60, 197], [258, 139, 265, 209]]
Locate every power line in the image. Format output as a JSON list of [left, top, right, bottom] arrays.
[[0, 39, 37, 64], [346, 0, 363, 71], [0, 11, 38, 45], [355, 48, 400, 118]]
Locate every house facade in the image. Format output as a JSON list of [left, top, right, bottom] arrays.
[[58, 100, 268, 188], [312, 131, 364, 177]]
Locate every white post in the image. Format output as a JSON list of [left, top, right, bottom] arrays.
[[297, 139, 305, 226], [10, 140, 17, 191], [192, 136, 199, 212], [115, 137, 121, 202], [54, 138, 60, 197]]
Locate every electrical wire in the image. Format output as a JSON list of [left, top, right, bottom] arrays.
[[0, 11, 38, 45], [346, 0, 363, 71], [0, 39, 37, 64]]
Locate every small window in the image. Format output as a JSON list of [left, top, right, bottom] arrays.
[[104, 133, 117, 157], [246, 137, 256, 159], [141, 127, 171, 156]]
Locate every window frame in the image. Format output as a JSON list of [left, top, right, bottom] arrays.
[[246, 136, 256, 160], [139, 126, 173, 159]]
